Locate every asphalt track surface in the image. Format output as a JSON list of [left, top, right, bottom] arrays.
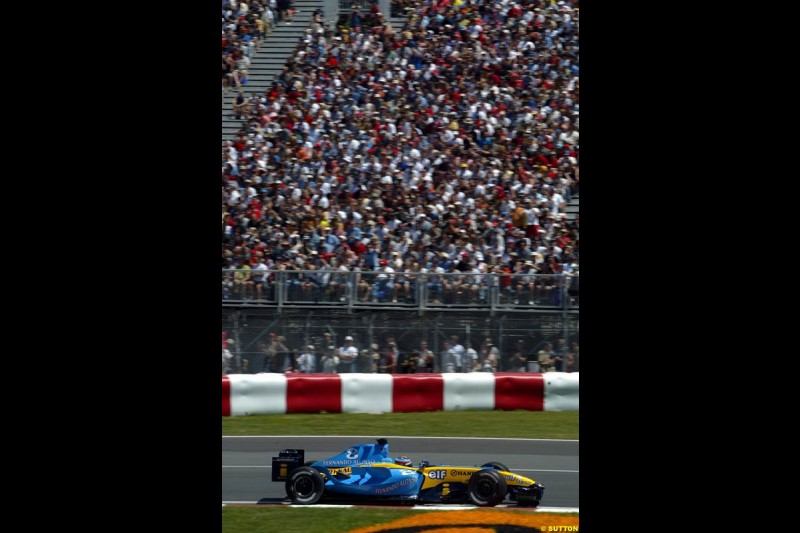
[[222, 436, 578, 509]]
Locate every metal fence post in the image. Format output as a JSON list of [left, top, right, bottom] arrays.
[[347, 270, 355, 313], [418, 272, 426, 316], [277, 270, 286, 310], [233, 311, 243, 373], [497, 315, 504, 372]]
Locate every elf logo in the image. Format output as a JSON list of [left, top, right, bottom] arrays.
[[427, 470, 447, 480]]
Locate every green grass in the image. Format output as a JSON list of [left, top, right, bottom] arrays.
[[221, 507, 577, 533], [222, 410, 578, 440]]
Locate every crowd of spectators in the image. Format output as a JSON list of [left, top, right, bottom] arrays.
[[223, 329, 578, 374], [223, 0, 297, 94], [222, 0, 580, 305]]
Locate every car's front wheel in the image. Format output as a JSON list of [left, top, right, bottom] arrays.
[[285, 466, 325, 504], [467, 469, 507, 507]]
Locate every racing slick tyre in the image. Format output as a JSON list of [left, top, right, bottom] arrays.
[[467, 468, 508, 507], [481, 461, 509, 472], [285, 466, 325, 504]]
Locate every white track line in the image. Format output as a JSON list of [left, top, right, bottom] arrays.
[[221, 466, 578, 473], [221, 502, 578, 513]]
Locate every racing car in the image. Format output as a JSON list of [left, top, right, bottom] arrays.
[[271, 438, 544, 507]]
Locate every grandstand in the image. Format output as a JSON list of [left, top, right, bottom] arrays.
[[222, 0, 579, 374]]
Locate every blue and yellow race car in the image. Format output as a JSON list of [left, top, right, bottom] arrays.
[[271, 438, 544, 507]]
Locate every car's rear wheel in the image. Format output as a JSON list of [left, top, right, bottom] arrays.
[[467, 469, 507, 507], [285, 466, 325, 504], [481, 461, 509, 472]]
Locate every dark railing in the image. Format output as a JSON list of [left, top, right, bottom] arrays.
[[222, 269, 579, 312]]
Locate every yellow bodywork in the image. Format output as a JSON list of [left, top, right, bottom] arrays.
[[418, 466, 537, 490]]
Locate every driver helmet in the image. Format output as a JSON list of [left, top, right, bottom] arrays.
[[395, 455, 413, 467]]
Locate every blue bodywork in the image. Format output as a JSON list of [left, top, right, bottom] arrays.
[[311, 441, 390, 468], [308, 440, 423, 497], [319, 464, 423, 497]]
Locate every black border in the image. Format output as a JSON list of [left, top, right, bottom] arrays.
[[578, 0, 721, 526], [69, 1, 221, 529]]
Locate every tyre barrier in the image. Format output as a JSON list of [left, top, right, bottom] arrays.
[[222, 372, 578, 416]]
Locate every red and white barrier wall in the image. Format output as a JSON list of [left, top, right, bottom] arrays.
[[222, 373, 578, 416]]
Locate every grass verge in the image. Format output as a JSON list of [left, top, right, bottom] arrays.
[[222, 410, 578, 440]]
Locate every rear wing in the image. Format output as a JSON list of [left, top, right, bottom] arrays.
[[271, 449, 305, 482]]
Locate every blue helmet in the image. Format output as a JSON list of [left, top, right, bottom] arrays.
[[395, 455, 412, 467]]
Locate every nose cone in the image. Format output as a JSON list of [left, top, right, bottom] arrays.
[[515, 473, 538, 486]]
